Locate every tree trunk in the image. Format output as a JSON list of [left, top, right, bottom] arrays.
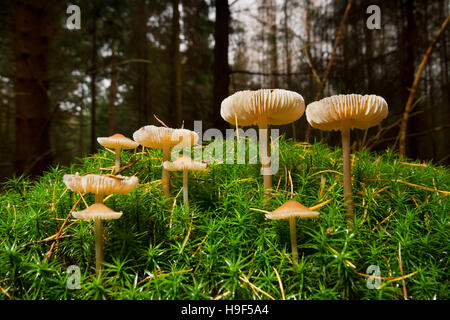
[[108, 49, 117, 135], [131, 0, 151, 127], [14, 0, 51, 177], [90, 11, 97, 154], [213, 0, 230, 132], [269, 0, 278, 88], [171, 0, 182, 128]]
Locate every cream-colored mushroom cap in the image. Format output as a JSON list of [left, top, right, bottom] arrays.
[[133, 125, 199, 149], [163, 156, 207, 172], [72, 203, 122, 220], [306, 94, 388, 131], [97, 133, 139, 150], [220, 89, 305, 127], [63, 173, 138, 195], [265, 200, 319, 220]]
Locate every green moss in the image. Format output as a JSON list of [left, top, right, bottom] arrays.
[[0, 138, 448, 300]]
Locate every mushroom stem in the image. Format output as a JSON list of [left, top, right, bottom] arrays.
[[162, 145, 171, 197], [94, 218, 104, 277], [95, 193, 104, 204], [114, 148, 121, 173], [259, 123, 272, 206], [183, 169, 189, 208], [340, 127, 354, 226], [288, 216, 299, 264]]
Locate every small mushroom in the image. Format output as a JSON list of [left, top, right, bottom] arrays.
[[72, 203, 122, 276], [133, 125, 198, 197], [163, 155, 206, 208], [265, 200, 319, 264], [63, 173, 138, 275], [221, 89, 305, 205], [97, 133, 139, 173], [305, 94, 388, 226]]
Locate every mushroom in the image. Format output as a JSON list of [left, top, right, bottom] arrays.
[[63, 173, 138, 275], [97, 133, 139, 173], [305, 94, 388, 226], [133, 125, 199, 197], [265, 200, 319, 264], [72, 203, 122, 276], [163, 155, 206, 208], [220, 89, 305, 203]]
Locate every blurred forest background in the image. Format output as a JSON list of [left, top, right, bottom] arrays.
[[0, 0, 449, 179]]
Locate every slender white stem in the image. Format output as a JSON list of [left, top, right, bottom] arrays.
[[94, 218, 104, 277], [183, 169, 189, 208], [162, 145, 171, 197], [114, 148, 121, 173], [341, 128, 354, 227], [259, 123, 272, 207], [289, 217, 298, 264]]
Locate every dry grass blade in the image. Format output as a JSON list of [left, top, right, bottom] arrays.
[[0, 285, 11, 300], [372, 210, 397, 232], [272, 267, 285, 300], [239, 275, 275, 300], [308, 198, 333, 211], [396, 180, 450, 195], [137, 269, 193, 286], [397, 242, 408, 300], [45, 195, 84, 260], [355, 270, 418, 282]]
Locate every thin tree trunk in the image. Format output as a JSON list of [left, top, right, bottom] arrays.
[[108, 45, 117, 135], [283, 0, 295, 140], [14, 0, 51, 176], [131, 0, 151, 127], [171, 0, 182, 128], [399, 14, 450, 157], [305, 0, 352, 142], [269, 0, 278, 88], [90, 11, 97, 154], [213, 0, 230, 132]]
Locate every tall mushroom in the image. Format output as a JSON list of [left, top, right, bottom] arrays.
[[97, 133, 139, 173], [133, 125, 198, 197], [265, 200, 319, 264], [72, 203, 122, 276], [221, 89, 305, 204], [63, 173, 138, 275], [305, 94, 388, 226], [163, 155, 207, 208]]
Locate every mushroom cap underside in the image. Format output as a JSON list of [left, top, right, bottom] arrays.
[[133, 125, 199, 149], [306, 94, 388, 131], [72, 203, 122, 220], [265, 200, 320, 220], [97, 133, 139, 150], [63, 173, 138, 195], [221, 89, 305, 127], [163, 156, 207, 172]]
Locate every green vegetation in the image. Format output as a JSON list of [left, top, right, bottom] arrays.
[[0, 138, 448, 300]]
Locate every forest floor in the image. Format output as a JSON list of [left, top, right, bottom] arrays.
[[0, 138, 448, 300]]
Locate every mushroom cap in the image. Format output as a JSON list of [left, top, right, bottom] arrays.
[[163, 155, 207, 172], [265, 200, 320, 220], [220, 89, 305, 127], [72, 203, 122, 220], [133, 125, 199, 149], [97, 133, 139, 150], [306, 94, 388, 131], [63, 173, 138, 195]]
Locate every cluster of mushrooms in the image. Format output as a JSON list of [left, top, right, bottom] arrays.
[[63, 90, 388, 273]]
